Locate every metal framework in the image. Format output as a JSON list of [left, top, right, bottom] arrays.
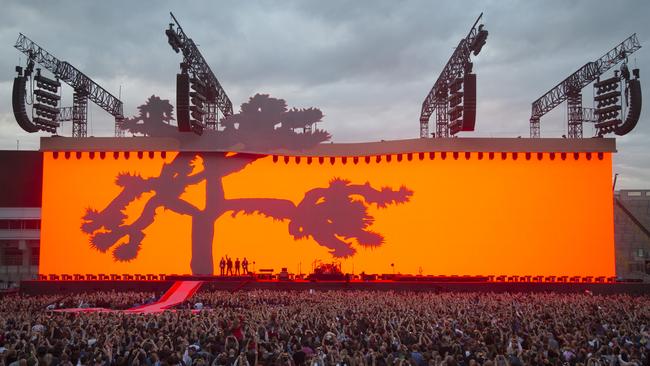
[[166, 12, 233, 129], [582, 107, 598, 123], [114, 116, 125, 137], [567, 90, 583, 138], [14, 33, 124, 137], [72, 91, 88, 137], [58, 106, 73, 122], [205, 103, 218, 130], [420, 13, 487, 138], [529, 33, 641, 138], [435, 97, 448, 138]]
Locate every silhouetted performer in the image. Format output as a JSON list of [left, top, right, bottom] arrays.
[[235, 258, 241, 275], [226, 257, 233, 276], [242, 257, 249, 274], [219, 257, 226, 276]]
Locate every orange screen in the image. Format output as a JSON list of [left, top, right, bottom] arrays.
[[40, 151, 615, 277]]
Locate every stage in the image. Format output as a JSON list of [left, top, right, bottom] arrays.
[[35, 136, 619, 282]]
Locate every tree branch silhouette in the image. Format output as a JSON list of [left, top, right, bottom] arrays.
[[82, 94, 412, 272]]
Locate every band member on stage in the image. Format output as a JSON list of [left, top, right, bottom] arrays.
[[235, 258, 241, 275], [219, 257, 226, 276], [242, 257, 249, 275], [226, 256, 233, 276]]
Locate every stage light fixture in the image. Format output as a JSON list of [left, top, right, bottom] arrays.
[[594, 75, 622, 135], [165, 24, 181, 53], [31, 69, 61, 133], [189, 77, 208, 134], [448, 77, 464, 135], [471, 24, 488, 56]]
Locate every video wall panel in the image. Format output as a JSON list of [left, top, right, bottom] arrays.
[[40, 151, 615, 277]]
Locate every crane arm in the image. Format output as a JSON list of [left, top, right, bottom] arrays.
[[420, 13, 487, 131], [14, 33, 124, 119], [530, 33, 641, 121], [166, 12, 233, 117]]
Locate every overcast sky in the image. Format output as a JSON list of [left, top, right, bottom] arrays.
[[0, 0, 648, 188]]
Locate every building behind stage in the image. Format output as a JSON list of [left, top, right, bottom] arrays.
[[0, 151, 42, 287], [0, 150, 649, 286], [615, 190, 650, 281]]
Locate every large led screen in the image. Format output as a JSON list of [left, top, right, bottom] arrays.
[[40, 151, 615, 277]]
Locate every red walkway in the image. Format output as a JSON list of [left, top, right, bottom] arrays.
[[125, 281, 202, 313], [51, 281, 203, 313]]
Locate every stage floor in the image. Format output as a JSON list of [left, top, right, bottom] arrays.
[[19, 278, 650, 295]]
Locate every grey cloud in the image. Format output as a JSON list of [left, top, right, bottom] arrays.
[[0, 0, 649, 188]]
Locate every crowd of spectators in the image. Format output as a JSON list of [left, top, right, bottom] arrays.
[[1, 290, 648, 366], [41, 291, 159, 311]]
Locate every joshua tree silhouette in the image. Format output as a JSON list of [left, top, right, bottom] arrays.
[[120, 93, 331, 151], [230, 178, 413, 257], [121, 95, 177, 137], [82, 94, 413, 274]]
